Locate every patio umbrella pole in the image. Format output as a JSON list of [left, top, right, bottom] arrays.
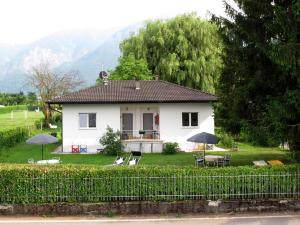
[[204, 143, 206, 164]]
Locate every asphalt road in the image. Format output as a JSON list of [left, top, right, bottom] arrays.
[[0, 214, 299, 225]]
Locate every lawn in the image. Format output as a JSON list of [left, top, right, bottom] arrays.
[[0, 111, 43, 131], [0, 141, 295, 166], [0, 110, 294, 166]]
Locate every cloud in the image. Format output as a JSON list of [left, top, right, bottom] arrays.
[[0, 0, 225, 44]]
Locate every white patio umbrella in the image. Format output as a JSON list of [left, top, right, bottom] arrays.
[[26, 134, 58, 160]]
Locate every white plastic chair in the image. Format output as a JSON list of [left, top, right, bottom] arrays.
[[49, 123, 58, 129]]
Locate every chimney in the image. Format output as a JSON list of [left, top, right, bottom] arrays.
[[103, 77, 108, 86], [155, 74, 160, 80], [135, 80, 140, 90]]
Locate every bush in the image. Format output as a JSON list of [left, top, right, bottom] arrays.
[[0, 164, 298, 204], [52, 113, 62, 124], [163, 142, 180, 154], [240, 124, 280, 147], [99, 126, 124, 155], [35, 120, 41, 129], [50, 132, 57, 137], [0, 127, 29, 148], [27, 105, 39, 112], [217, 131, 235, 148]]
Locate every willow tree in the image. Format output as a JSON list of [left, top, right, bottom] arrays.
[[120, 13, 224, 93]]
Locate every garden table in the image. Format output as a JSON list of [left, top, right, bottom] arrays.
[[204, 155, 224, 166], [205, 155, 224, 162]]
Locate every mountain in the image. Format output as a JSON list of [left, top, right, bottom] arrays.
[[0, 44, 23, 68], [0, 29, 116, 92], [0, 24, 143, 92], [60, 23, 142, 85]]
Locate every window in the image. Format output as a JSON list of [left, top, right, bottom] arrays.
[[182, 112, 198, 127], [79, 113, 96, 128], [191, 113, 198, 126], [182, 113, 190, 126]]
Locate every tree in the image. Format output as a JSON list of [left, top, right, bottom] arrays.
[[215, 1, 300, 150], [27, 92, 38, 106], [109, 54, 152, 80], [15, 92, 26, 105], [26, 62, 84, 126], [0, 92, 26, 105], [120, 13, 224, 93]]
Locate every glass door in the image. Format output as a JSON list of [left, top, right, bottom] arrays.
[[122, 113, 133, 139]]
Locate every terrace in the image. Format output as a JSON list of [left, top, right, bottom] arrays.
[[120, 105, 163, 152]]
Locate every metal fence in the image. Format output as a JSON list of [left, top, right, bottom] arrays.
[[2, 172, 299, 204], [121, 130, 160, 140]]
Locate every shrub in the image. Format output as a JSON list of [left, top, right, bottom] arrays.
[[27, 105, 39, 112], [35, 119, 42, 129], [0, 127, 29, 148], [163, 142, 180, 154], [99, 126, 124, 155], [218, 131, 235, 148], [239, 123, 280, 147], [50, 132, 57, 137], [0, 164, 298, 204], [52, 113, 62, 124]]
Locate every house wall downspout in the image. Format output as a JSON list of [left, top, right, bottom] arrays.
[[48, 103, 63, 153]]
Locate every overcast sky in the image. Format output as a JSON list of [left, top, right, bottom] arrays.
[[0, 0, 226, 45]]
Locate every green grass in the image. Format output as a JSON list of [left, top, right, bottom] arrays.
[[0, 111, 294, 167], [0, 141, 295, 166], [210, 142, 295, 166], [141, 143, 294, 166], [0, 111, 43, 131]]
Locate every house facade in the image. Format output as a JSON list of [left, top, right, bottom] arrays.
[[48, 80, 217, 153]]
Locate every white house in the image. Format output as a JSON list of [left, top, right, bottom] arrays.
[[48, 80, 218, 153]]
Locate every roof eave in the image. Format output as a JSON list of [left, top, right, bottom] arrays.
[[47, 99, 218, 104]]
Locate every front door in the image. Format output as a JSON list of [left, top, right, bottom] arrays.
[[143, 113, 153, 131], [122, 113, 133, 139]]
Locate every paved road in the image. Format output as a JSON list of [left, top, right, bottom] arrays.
[[0, 214, 299, 225]]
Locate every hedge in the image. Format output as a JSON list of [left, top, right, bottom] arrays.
[[0, 164, 299, 204], [0, 105, 27, 114], [0, 127, 29, 148]]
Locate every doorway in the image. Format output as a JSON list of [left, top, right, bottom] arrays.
[[122, 113, 133, 139], [143, 113, 153, 130]]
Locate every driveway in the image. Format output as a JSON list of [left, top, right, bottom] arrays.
[[0, 213, 299, 225]]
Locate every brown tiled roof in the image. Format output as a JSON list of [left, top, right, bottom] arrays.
[[47, 80, 218, 104]]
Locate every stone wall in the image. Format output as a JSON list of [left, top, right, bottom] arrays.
[[0, 199, 299, 216]]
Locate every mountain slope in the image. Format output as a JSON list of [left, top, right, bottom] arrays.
[[0, 29, 115, 92], [59, 23, 143, 85], [0, 24, 143, 92]]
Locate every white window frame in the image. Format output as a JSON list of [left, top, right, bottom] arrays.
[[79, 113, 97, 129], [182, 112, 199, 128]]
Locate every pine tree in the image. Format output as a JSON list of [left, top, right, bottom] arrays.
[[215, 0, 300, 150]]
